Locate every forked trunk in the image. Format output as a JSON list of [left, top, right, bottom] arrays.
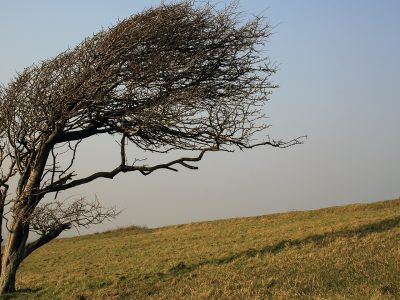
[[0, 220, 29, 293]]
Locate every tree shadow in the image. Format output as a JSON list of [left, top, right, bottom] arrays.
[[168, 215, 400, 275], [1, 287, 42, 299]]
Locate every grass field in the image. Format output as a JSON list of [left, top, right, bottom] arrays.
[[4, 199, 400, 299]]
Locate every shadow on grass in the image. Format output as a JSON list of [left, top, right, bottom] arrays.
[[0, 287, 42, 299], [168, 215, 400, 275]]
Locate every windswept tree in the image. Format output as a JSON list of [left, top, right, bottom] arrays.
[[0, 1, 302, 293]]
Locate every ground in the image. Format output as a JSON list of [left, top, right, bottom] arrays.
[[4, 199, 400, 299]]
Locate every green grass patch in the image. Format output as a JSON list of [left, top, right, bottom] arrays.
[[3, 199, 399, 299]]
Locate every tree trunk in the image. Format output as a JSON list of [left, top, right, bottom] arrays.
[[0, 220, 29, 293], [0, 193, 4, 274]]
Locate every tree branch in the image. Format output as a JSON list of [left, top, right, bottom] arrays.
[[23, 223, 71, 259], [55, 126, 110, 144], [42, 147, 216, 195]]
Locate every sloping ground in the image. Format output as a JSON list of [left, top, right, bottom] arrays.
[[6, 199, 400, 299]]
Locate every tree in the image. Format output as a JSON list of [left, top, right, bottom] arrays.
[[0, 1, 303, 293]]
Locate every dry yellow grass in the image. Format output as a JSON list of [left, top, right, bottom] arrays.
[[3, 199, 400, 299]]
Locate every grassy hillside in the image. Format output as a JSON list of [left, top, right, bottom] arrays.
[[5, 199, 400, 299]]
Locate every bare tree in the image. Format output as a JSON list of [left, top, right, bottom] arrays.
[[0, 1, 303, 293]]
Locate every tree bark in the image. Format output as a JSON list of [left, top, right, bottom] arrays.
[[0, 192, 5, 274], [0, 219, 30, 293]]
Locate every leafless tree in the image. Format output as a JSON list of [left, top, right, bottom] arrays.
[[0, 1, 303, 293]]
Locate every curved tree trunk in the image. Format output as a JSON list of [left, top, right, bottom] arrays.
[[0, 219, 29, 293]]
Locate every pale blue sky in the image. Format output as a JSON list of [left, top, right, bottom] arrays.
[[0, 1, 399, 233]]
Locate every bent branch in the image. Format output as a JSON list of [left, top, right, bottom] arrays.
[[24, 197, 118, 258], [23, 223, 70, 259], [42, 147, 215, 195]]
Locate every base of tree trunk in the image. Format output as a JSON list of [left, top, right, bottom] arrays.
[[0, 267, 17, 294]]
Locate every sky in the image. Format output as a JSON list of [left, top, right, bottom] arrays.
[[0, 1, 399, 234]]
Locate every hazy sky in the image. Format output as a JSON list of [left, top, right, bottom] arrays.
[[0, 1, 399, 234]]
